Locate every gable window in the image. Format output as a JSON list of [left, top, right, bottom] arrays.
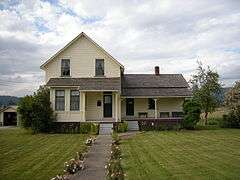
[[148, 98, 155, 110], [160, 112, 169, 118], [172, 112, 184, 117], [70, 90, 80, 111], [61, 59, 70, 76], [95, 59, 104, 76], [55, 90, 65, 111]]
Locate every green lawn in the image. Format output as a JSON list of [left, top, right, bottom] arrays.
[[0, 128, 88, 180], [121, 129, 240, 180]]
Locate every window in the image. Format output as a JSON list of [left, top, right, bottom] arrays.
[[148, 98, 155, 110], [160, 112, 169, 118], [61, 59, 70, 76], [55, 90, 65, 111], [95, 59, 104, 76], [172, 112, 184, 117], [70, 90, 80, 111]]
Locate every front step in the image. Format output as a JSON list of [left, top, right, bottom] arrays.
[[127, 121, 139, 131], [99, 123, 113, 135]]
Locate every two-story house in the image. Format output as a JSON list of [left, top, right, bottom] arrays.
[[40, 32, 191, 131]]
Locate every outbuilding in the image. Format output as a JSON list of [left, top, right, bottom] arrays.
[[0, 106, 18, 126]]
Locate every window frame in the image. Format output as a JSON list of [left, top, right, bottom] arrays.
[[61, 59, 70, 77], [95, 59, 104, 76], [55, 90, 65, 111], [70, 90, 80, 111], [148, 98, 155, 110]]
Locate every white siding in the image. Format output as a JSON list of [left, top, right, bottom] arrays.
[[44, 36, 121, 82], [50, 88, 121, 122]]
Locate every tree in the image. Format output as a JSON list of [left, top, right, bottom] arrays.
[[190, 61, 222, 125], [182, 99, 201, 129], [17, 86, 55, 133], [222, 81, 240, 128], [225, 81, 240, 109]]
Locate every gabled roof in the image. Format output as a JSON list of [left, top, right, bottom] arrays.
[[40, 32, 124, 69], [121, 74, 192, 97]]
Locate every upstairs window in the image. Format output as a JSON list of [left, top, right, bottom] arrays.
[[55, 90, 65, 111], [95, 59, 104, 76], [148, 98, 155, 110], [61, 59, 70, 76], [70, 90, 80, 111]]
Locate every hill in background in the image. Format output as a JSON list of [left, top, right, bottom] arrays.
[[0, 96, 21, 107]]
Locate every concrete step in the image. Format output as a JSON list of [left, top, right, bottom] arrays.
[[99, 123, 113, 135], [127, 121, 139, 131]]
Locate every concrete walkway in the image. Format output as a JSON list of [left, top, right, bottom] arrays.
[[71, 135, 112, 180]]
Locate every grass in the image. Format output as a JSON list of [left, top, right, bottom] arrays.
[[0, 128, 88, 180], [121, 129, 240, 179]]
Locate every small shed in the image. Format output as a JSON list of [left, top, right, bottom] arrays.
[[0, 106, 18, 126]]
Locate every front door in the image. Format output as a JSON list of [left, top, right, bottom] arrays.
[[126, 98, 134, 116], [104, 95, 112, 117]]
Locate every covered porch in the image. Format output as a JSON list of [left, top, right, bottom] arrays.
[[84, 91, 121, 122], [121, 96, 185, 121]]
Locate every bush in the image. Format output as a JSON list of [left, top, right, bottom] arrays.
[[138, 120, 180, 131], [79, 122, 99, 134], [17, 86, 54, 133], [221, 106, 240, 128], [117, 121, 128, 133], [182, 99, 201, 129]]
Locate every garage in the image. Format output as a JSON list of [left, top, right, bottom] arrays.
[[0, 106, 18, 126]]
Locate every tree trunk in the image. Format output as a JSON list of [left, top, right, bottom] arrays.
[[204, 112, 208, 125]]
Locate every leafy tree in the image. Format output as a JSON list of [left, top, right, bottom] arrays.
[[17, 95, 34, 128], [222, 81, 240, 128], [17, 86, 54, 133], [182, 99, 201, 129], [190, 61, 221, 125], [225, 81, 240, 109]]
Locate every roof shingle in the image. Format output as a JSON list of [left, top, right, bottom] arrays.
[[121, 74, 192, 97], [46, 78, 121, 91]]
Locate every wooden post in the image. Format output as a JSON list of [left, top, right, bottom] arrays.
[[80, 91, 86, 121], [115, 93, 118, 122], [154, 98, 157, 119]]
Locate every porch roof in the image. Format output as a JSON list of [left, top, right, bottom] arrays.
[[121, 74, 192, 97], [46, 77, 121, 91]]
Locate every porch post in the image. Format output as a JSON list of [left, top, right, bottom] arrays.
[[80, 92, 86, 121], [115, 93, 118, 122], [154, 98, 157, 119]]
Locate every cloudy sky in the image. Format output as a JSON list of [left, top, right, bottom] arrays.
[[0, 0, 239, 97]]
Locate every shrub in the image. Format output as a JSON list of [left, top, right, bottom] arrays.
[[79, 123, 92, 134], [91, 123, 99, 134], [138, 120, 180, 131], [182, 99, 201, 129], [17, 86, 54, 133], [221, 106, 240, 128], [79, 122, 99, 134], [117, 121, 128, 133]]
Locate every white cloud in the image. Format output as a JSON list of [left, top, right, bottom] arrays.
[[0, 0, 239, 96]]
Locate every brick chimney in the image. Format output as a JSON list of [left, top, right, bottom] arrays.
[[155, 66, 160, 75]]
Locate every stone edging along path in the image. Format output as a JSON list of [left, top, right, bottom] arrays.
[[70, 135, 112, 180]]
